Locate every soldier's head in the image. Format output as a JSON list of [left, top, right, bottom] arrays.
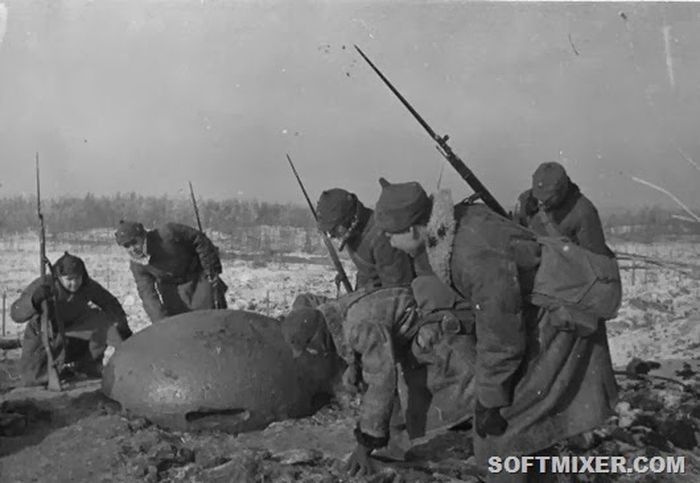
[[115, 220, 147, 260], [375, 178, 432, 257], [281, 307, 327, 358], [531, 161, 570, 210], [55, 251, 87, 292], [316, 188, 359, 239]]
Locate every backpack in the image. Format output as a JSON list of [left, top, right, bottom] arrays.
[[528, 236, 622, 336]]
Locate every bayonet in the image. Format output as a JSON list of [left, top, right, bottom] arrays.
[[286, 154, 353, 294], [354, 45, 508, 218]]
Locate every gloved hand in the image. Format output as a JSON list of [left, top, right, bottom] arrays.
[[31, 283, 53, 307], [334, 272, 349, 291], [475, 399, 508, 438], [524, 194, 539, 216], [116, 324, 133, 340], [344, 443, 379, 477]]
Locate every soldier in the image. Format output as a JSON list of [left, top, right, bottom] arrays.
[[114, 220, 227, 323], [373, 179, 618, 481], [283, 279, 476, 475], [11, 252, 132, 386], [514, 161, 614, 256], [316, 188, 415, 291]]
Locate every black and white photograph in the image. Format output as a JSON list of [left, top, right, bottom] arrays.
[[0, 1, 698, 481]]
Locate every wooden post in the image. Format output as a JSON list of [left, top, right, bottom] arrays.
[[2, 290, 6, 337]]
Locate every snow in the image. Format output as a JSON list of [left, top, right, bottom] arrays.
[[2, 234, 698, 370]]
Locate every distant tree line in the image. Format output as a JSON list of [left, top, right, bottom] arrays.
[[1, 194, 698, 251], [0, 193, 325, 254], [601, 206, 700, 242], [0, 193, 314, 233]]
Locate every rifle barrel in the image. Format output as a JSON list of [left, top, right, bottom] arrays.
[[354, 45, 508, 218], [188, 181, 204, 233], [286, 154, 353, 294], [286, 155, 319, 221]]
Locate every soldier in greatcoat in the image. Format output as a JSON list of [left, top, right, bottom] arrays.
[[368, 178, 617, 481], [315, 188, 416, 291], [514, 161, 614, 256], [114, 220, 227, 323], [11, 252, 132, 386]]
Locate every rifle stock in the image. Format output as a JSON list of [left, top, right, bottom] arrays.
[[36, 153, 62, 391], [354, 45, 508, 218], [286, 154, 353, 294]]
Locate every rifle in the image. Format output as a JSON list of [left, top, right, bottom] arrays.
[[354, 45, 508, 218], [286, 154, 354, 294], [188, 181, 222, 309], [188, 181, 204, 232], [36, 153, 62, 391]]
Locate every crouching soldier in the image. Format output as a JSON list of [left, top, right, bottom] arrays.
[[284, 280, 476, 476], [316, 188, 415, 291], [375, 179, 618, 481], [114, 220, 228, 323], [11, 252, 133, 386]]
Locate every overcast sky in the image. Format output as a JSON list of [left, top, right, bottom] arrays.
[[0, 1, 699, 212]]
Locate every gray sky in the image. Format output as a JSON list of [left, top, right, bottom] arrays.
[[1, 1, 699, 212]]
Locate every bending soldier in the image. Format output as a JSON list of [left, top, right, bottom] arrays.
[[514, 161, 614, 256], [114, 220, 227, 323], [11, 252, 132, 386], [316, 188, 415, 291], [374, 179, 618, 481], [283, 281, 476, 476]]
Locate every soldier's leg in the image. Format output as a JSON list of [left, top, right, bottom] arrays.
[[64, 309, 125, 376], [183, 273, 217, 311], [19, 321, 47, 386], [19, 318, 65, 386], [159, 282, 191, 316]]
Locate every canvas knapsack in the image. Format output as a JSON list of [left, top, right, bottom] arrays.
[[528, 235, 622, 336]]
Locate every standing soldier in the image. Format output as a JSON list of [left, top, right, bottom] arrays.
[[11, 252, 132, 386], [514, 161, 614, 256], [114, 220, 227, 323], [315, 188, 415, 291], [372, 179, 618, 481]]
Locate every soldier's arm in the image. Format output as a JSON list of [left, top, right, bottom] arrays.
[[575, 200, 613, 256], [85, 279, 128, 325], [513, 190, 535, 227], [169, 223, 222, 277], [10, 276, 46, 323], [469, 249, 525, 409], [349, 322, 396, 449], [373, 234, 415, 287], [130, 262, 167, 322]]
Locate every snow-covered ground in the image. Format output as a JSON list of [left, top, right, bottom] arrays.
[[0, 235, 354, 339], [2, 235, 698, 369]]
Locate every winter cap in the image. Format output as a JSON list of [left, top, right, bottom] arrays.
[[280, 308, 325, 355], [55, 251, 87, 277], [316, 188, 358, 233], [114, 220, 146, 246], [531, 162, 569, 206], [375, 178, 432, 234]]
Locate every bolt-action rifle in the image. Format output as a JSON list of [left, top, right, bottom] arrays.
[[36, 153, 62, 391], [286, 154, 353, 294], [188, 181, 223, 309], [354, 45, 508, 218]]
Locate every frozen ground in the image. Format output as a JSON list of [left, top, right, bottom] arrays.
[[1, 235, 699, 481]]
